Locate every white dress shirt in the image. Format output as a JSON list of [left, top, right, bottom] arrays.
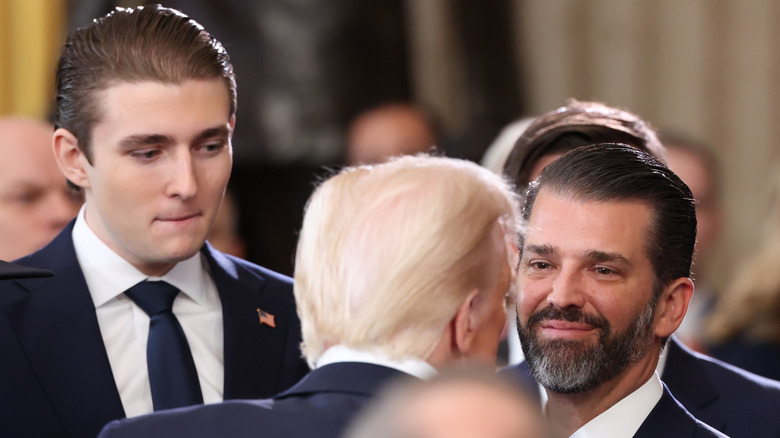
[[316, 344, 438, 380], [72, 207, 224, 417], [542, 372, 663, 438]]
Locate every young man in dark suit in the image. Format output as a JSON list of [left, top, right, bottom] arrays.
[[0, 6, 308, 438], [513, 144, 723, 437], [97, 154, 521, 438], [499, 101, 780, 438]]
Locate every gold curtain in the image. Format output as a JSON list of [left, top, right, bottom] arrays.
[[0, 0, 65, 118]]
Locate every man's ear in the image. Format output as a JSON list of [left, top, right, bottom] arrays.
[[452, 289, 481, 357], [53, 128, 90, 189], [653, 277, 694, 339]]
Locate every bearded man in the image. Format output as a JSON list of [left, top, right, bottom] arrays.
[[512, 144, 724, 437]]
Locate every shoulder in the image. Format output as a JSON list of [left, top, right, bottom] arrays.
[[98, 399, 345, 438], [637, 388, 727, 438], [709, 338, 780, 381], [204, 243, 292, 286], [665, 339, 780, 436], [1, 227, 82, 305], [688, 344, 780, 400], [97, 400, 274, 438]]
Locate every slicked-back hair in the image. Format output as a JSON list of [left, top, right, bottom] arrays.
[[522, 143, 696, 291], [503, 100, 666, 189], [55, 4, 236, 163]]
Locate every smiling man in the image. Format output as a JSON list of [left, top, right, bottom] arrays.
[[514, 144, 724, 437], [0, 6, 308, 438]]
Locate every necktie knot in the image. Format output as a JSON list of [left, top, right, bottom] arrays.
[[125, 280, 180, 316]]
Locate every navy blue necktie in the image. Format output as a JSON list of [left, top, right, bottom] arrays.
[[125, 280, 204, 410]]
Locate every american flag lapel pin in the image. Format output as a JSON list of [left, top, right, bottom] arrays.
[[257, 308, 276, 328]]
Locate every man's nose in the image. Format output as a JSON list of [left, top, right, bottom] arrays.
[[167, 151, 198, 199], [546, 268, 586, 309]]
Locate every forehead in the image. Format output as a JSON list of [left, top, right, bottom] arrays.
[[91, 79, 231, 139], [524, 189, 653, 259]]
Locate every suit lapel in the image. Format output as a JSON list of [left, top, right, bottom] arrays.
[[634, 386, 702, 438], [6, 227, 125, 437], [203, 245, 289, 399], [662, 338, 725, 431]]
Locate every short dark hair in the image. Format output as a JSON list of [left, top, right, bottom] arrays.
[[55, 4, 236, 163], [503, 100, 666, 189], [522, 143, 696, 290]]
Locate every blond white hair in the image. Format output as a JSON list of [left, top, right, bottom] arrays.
[[294, 155, 519, 366]]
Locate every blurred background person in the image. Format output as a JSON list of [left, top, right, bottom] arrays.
[[481, 117, 534, 174], [661, 133, 724, 351], [346, 102, 440, 165], [344, 366, 552, 438], [705, 167, 780, 381], [0, 116, 82, 261]]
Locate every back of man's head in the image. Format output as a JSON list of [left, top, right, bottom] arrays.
[[55, 4, 236, 163], [524, 143, 696, 293], [503, 100, 665, 189], [294, 155, 519, 367]]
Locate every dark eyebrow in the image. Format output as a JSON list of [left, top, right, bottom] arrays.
[[193, 126, 231, 143], [584, 250, 631, 267], [522, 244, 557, 258], [118, 134, 173, 150], [117, 125, 230, 151]]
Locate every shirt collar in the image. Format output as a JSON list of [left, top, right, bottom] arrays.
[[315, 344, 438, 380], [569, 372, 664, 438], [72, 205, 209, 308]]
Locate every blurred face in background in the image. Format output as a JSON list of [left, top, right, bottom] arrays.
[[347, 104, 436, 165], [665, 145, 721, 270], [0, 118, 82, 260]]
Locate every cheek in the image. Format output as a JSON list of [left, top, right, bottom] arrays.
[[200, 158, 232, 194], [516, 279, 545, 321]]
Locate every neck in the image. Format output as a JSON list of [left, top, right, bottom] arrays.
[[543, 351, 659, 436]]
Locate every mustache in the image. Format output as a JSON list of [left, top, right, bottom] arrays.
[[526, 305, 610, 333]]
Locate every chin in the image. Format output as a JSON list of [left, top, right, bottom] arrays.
[[155, 241, 205, 262]]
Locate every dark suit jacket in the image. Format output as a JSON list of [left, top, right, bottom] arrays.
[[663, 338, 780, 438], [97, 362, 414, 438], [635, 386, 726, 437], [0, 223, 309, 438], [501, 337, 780, 438]]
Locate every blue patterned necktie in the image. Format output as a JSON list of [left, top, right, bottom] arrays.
[[125, 280, 204, 410]]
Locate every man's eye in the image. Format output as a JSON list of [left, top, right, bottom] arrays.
[[198, 142, 226, 154], [595, 267, 614, 275], [131, 149, 160, 160], [531, 261, 550, 270]]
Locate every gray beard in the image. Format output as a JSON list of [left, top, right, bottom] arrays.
[[517, 298, 656, 394]]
